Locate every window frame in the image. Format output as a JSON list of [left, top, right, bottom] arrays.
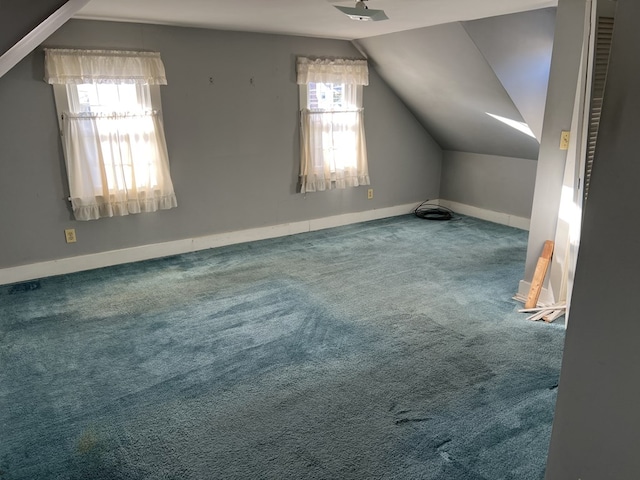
[[45, 48, 176, 220]]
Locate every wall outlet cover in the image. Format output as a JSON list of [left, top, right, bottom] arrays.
[[64, 228, 77, 243]]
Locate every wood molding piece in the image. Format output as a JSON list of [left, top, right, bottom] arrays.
[[515, 280, 555, 306], [518, 304, 566, 313], [525, 240, 555, 308]]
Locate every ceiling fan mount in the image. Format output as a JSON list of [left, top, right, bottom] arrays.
[[333, 0, 389, 22]]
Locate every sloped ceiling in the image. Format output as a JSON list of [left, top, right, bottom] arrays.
[[462, 8, 556, 141], [355, 8, 556, 159]]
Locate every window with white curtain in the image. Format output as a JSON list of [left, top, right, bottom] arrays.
[[297, 57, 370, 193], [45, 49, 177, 221]]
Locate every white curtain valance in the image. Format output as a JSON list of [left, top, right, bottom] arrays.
[[296, 57, 368, 86], [44, 49, 168, 85]]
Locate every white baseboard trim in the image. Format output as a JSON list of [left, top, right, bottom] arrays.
[[437, 199, 530, 231], [0, 200, 533, 286], [0, 203, 417, 286], [514, 279, 555, 307]]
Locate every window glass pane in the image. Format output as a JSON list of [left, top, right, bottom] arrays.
[[74, 84, 144, 114], [308, 82, 346, 110]]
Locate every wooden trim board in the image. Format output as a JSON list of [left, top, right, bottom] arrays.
[[525, 240, 555, 308]]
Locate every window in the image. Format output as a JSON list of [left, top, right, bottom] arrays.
[[297, 57, 370, 193], [45, 49, 177, 221], [308, 82, 347, 110]]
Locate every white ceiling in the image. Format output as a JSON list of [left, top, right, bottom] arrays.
[[75, 0, 558, 41]]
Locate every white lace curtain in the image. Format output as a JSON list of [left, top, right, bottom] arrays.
[[297, 57, 370, 193], [45, 49, 177, 221]]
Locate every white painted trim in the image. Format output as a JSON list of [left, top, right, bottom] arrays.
[[0, 0, 91, 78], [437, 199, 530, 230], [0, 203, 417, 286], [0, 200, 534, 286]]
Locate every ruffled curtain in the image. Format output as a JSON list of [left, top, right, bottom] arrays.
[[300, 109, 369, 192], [62, 112, 177, 220], [45, 49, 167, 85], [297, 58, 370, 193], [45, 49, 177, 221]]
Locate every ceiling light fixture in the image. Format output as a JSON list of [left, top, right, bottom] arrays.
[[334, 0, 388, 22]]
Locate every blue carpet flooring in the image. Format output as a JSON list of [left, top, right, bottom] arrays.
[[0, 215, 565, 479]]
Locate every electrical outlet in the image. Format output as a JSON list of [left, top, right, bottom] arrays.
[[367, 188, 374, 199], [560, 130, 570, 150], [64, 228, 77, 243]]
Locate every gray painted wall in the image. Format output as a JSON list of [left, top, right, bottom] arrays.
[[440, 151, 537, 218], [0, 19, 441, 269], [545, 0, 640, 477], [523, 0, 587, 283]]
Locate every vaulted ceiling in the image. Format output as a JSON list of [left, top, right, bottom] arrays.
[[1, 0, 557, 160]]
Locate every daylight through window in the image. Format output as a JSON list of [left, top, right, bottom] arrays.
[[297, 57, 370, 193], [45, 49, 177, 221]]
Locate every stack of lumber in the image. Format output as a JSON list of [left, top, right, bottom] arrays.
[[518, 304, 566, 323]]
